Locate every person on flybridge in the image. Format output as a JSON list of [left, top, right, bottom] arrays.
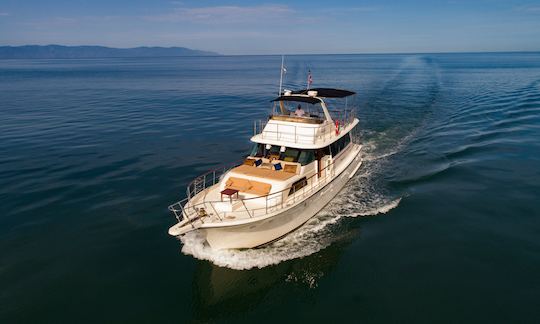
[[294, 104, 305, 117]]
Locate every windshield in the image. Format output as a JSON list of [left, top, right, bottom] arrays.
[[248, 144, 316, 165], [272, 101, 323, 119]]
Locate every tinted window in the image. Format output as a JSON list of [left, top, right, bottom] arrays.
[[266, 145, 281, 157], [250, 144, 264, 157], [321, 146, 331, 156], [330, 134, 351, 157], [298, 150, 315, 165], [282, 148, 300, 162], [289, 177, 308, 195], [343, 134, 351, 147]]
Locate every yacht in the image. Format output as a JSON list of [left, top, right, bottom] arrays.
[[168, 87, 363, 249]]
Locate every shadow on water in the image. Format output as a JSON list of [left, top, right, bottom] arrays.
[[190, 226, 358, 320]]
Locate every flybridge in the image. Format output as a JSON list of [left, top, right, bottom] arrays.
[[269, 86, 357, 125], [252, 87, 358, 149]]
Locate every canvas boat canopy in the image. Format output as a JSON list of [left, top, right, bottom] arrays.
[[292, 88, 356, 98], [271, 95, 322, 105]]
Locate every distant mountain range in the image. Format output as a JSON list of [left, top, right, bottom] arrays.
[[0, 45, 219, 59]]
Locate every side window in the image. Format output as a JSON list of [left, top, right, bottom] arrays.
[[282, 148, 300, 162], [298, 150, 315, 165], [330, 141, 339, 157], [316, 146, 331, 160], [265, 145, 281, 159], [289, 177, 308, 195], [322, 146, 331, 156], [330, 134, 351, 157], [250, 144, 264, 157], [343, 134, 351, 148]]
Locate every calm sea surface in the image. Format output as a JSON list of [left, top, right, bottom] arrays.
[[1, 53, 540, 323]]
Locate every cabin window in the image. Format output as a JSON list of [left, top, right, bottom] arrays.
[[265, 145, 281, 158], [282, 148, 300, 162], [298, 150, 315, 165], [250, 144, 264, 157], [318, 146, 331, 157], [330, 134, 352, 157], [249, 144, 315, 166], [289, 177, 308, 195]]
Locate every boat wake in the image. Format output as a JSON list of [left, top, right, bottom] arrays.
[[179, 198, 400, 270], [179, 138, 402, 270]]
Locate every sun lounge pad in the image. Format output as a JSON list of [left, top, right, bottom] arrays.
[[226, 177, 272, 196], [230, 165, 296, 181]]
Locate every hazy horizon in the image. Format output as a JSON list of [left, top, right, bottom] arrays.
[[1, 0, 539, 55], [2, 44, 540, 57]]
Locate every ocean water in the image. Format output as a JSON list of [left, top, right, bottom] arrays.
[[1, 53, 540, 322]]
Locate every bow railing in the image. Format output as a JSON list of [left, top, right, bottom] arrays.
[[168, 157, 339, 227]]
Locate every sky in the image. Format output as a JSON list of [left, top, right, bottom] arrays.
[[0, 0, 539, 54]]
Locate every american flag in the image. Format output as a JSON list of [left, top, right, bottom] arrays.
[[307, 70, 313, 88]]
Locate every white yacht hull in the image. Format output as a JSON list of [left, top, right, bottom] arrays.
[[199, 146, 362, 249]]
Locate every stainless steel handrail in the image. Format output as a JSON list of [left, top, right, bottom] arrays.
[[170, 109, 357, 225], [253, 109, 356, 144], [168, 156, 338, 224], [185, 160, 242, 199]]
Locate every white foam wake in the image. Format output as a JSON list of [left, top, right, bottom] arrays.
[[180, 191, 401, 270], [180, 218, 333, 270]]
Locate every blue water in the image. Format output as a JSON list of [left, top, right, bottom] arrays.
[[1, 53, 540, 322]]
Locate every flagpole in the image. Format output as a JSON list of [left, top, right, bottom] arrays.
[[278, 55, 284, 96]]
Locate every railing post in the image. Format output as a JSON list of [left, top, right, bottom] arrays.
[[209, 201, 221, 221], [183, 204, 194, 228], [242, 199, 252, 218], [172, 202, 184, 223]]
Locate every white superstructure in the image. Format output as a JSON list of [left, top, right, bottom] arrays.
[[168, 88, 362, 249]]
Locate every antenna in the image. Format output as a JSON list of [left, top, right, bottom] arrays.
[[278, 55, 284, 96]]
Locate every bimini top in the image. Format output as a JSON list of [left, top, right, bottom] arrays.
[[292, 88, 356, 98], [271, 88, 356, 104], [271, 95, 322, 105]]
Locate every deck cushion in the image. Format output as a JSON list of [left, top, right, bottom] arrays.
[[246, 180, 272, 196], [225, 177, 272, 196], [229, 165, 296, 181], [243, 158, 256, 166], [283, 164, 298, 174], [225, 177, 252, 192]]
